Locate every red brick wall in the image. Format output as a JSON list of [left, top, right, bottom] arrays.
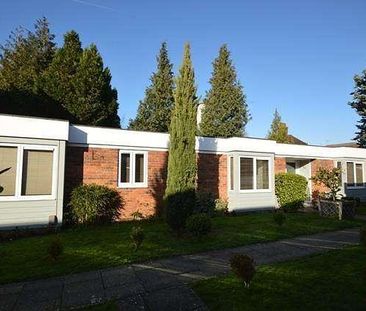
[[274, 157, 287, 174], [197, 153, 228, 200], [311, 159, 334, 196], [65, 146, 168, 219], [65, 147, 228, 220]]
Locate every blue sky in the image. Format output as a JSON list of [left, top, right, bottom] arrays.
[[1, 0, 365, 145]]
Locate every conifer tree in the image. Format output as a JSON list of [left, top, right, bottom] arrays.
[[200, 44, 250, 137], [267, 109, 290, 143], [71, 44, 120, 127], [129, 42, 174, 132], [349, 69, 366, 147], [42, 31, 83, 108], [165, 43, 197, 232]]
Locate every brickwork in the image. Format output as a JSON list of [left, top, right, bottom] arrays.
[[311, 159, 335, 196], [274, 157, 287, 174]]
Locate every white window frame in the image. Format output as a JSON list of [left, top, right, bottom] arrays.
[[118, 150, 148, 188], [0, 143, 58, 201], [346, 161, 364, 189], [239, 156, 271, 193], [228, 156, 234, 192]]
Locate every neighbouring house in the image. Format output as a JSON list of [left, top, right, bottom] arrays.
[[1, 113, 366, 229]]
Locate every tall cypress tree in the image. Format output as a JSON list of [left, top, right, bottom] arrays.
[[129, 42, 174, 132], [349, 69, 366, 147], [267, 109, 290, 143], [200, 44, 250, 137], [71, 44, 120, 127], [165, 43, 197, 232], [42, 31, 83, 109]]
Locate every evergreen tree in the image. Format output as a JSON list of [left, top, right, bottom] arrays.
[[349, 69, 366, 147], [0, 17, 55, 93], [165, 43, 197, 232], [129, 42, 174, 132], [71, 44, 120, 127], [267, 109, 290, 143], [200, 44, 250, 137], [42, 31, 83, 108]]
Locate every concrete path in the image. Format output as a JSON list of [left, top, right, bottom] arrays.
[[0, 228, 360, 311]]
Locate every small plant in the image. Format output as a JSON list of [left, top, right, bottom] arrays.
[[186, 213, 212, 237], [230, 254, 256, 288], [47, 236, 63, 261], [311, 167, 342, 201], [361, 227, 366, 248], [131, 210, 144, 221], [69, 184, 122, 224], [195, 192, 216, 216], [273, 210, 286, 226], [130, 226, 145, 251], [215, 198, 228, 216]]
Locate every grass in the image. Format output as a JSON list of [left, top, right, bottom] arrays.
[[357, 203, 366, 215], [193, 246, 366, 311], [0, 212, 363, 284]]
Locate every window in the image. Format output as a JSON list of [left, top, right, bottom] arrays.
[[346, 162, 364, 187], [119, 151, 147, 188], [286, 162, 296, 174], [0, 146, 17, 196], [239, 157, 270, 191], [0, 144, 56, 200], [229, 156, 234, 191]]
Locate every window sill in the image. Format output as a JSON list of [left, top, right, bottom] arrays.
[[118, 183, 148, 189], [238, 189, 272, 193], [0, 195, 56, 201]]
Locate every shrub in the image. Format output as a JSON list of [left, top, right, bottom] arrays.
[[230, 254, 256, 288], [130, 226, 145, 251], [186, 213, 212, 237], [69, 184, 122, 224], [165, 190, 195, 234], [361, 227, 366, 248], [131, 210, 144, 221], [195, 192, 216, 216], [275, 173, 308, 211], [273, 210, 286, 226], [47, 236, 63, 261], [215, 198, 228, 216], [311, 167, 342, 201]]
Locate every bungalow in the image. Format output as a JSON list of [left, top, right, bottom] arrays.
[[1, 114, 366, 229]]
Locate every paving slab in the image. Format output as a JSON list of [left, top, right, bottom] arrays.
[[134, 268, 183, 292], [117, 295, 146, 310]]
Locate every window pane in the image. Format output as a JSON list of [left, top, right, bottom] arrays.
[[230, 157, 234, 190], [21, 150, 53, 196], [286, 162, 296, 174], [120, 153, 130, 183], [346, 162, 354, 185], [0, 147, 17, 196], [135, 154, 144, 183], [356, 164, 363, 186], [240, 158, 253, 190], [257, 160, 269, 189]]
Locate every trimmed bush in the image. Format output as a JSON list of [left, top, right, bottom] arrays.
[[196, 192, 216, 216], [275, 173, 308, 211], [215, 198, 228, 216], [273, 210, 286, 226], [165, 190, 195, 234], [47, 236, 63, 261], [230, 254, 256, 288], [361, 227, 366, 248], [69, 184, 122, 224], [186, 213, 212, 237], [130, 226, 145, 251]]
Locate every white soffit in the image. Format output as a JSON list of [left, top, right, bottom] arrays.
[[0, 114, 69, 141]]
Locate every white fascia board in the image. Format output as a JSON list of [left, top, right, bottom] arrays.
[[275, 143, 366, 160], [0, 114, 69, 141]]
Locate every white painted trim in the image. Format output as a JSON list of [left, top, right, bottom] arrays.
[[0, 143, 58, 201], [117, 150, 148, 188]]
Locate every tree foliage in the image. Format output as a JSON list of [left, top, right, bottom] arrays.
[[165, 43, 197, 232], [349, 69, 366, 147], [129, 42, 174, 132], [267, 109, 290, 143], [200, 44, 250, 137], [311, 167, 342, 201], [0, 18, 120, 127]]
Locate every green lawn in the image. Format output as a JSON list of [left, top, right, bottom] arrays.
[[0, 212, 363, 284], [193, 246, 366, 311]]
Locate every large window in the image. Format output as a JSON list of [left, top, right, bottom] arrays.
[[346, 162, 364, 187], [0, 145, 56, 199], [119, 151, 147, 188], [239, 157, 270, 191]]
